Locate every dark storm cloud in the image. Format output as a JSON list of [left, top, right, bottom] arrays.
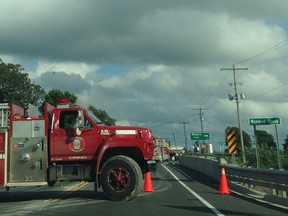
[[3, 0, 287, 66]]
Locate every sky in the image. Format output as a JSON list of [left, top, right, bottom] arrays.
[[1, 0, 288, 151]]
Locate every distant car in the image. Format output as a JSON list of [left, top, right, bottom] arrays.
[[147, 160, 157, 171], [169, 152, 179, 161]]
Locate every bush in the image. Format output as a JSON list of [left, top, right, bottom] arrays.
[[245, 148, 287, 169]]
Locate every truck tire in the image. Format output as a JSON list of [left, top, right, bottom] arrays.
[[47, 181, 56, 187], [100, 155, 144, 201]]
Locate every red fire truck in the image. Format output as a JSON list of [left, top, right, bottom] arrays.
[[0, 99, 154, 201]]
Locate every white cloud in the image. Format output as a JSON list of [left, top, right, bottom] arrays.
[[0, 54, 23, 65], [30, 61, 99, 78], [115, 120, 131, 126]]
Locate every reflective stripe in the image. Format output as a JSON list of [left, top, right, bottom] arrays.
[[0, 154, 5, 159], [115, 130, 137, 135], [7, 182, 47, 187]]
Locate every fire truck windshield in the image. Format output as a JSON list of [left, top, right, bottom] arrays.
[[84, 110, 105, 125]]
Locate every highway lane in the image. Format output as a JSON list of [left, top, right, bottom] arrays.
[[168, 163, 288, 216], [0, 162, 287, 216]]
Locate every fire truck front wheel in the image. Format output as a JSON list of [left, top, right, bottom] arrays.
[[100, 155, 143, 201]]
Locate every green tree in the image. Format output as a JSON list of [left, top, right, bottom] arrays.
[[283, 135, 288, 151], [88, 105, 116, 126], [282, 151, 288, 169], [245, 148, 257, 167], [44, 89, 77, 107], [0, 59, 45, 107], [258, 145, 279, 168], [255, 130, 276, 149], [246, 147, 280, 169]]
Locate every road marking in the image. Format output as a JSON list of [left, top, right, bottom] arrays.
[[49, 181, 88, 202], [161, 164, 225, 216]]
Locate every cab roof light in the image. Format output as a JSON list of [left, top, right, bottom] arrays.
[[57, 98, 72, 108]]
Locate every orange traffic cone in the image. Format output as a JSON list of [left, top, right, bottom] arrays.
[[142, 172, 154, 192], [218, 167, 230, 195]]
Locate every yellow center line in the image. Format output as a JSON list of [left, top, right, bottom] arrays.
[[49, 181, 89, 202]]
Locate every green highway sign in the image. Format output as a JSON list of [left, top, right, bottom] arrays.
[[190, 132, 210, 140], [249, 117, 281, 126]]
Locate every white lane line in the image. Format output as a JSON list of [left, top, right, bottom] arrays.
[[161, 164, 225, 216]]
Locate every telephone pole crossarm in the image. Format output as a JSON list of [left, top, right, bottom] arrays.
[[192, 108, 208, 133]]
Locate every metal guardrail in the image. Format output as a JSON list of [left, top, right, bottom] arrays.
[[220, 165, 288, 196], [179, 155, 288, 198]]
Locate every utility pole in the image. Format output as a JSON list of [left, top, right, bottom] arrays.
[[192, 108, 208, 132], [193, 108, 208, 154], [179, 121, 189, 151], [221, 64, 248, 164]]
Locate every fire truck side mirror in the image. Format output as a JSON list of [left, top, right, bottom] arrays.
[[77, 110, 84, 129], [75, 110, 84, 136]]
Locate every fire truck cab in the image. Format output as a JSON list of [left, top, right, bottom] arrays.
[[0, 99, 154, 201]]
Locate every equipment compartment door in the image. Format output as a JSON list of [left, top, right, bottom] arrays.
[[9, 137, 47, 183], [0, 159, 4, 186], [8, 119, 47, 184], [0, 131, 7, 186]]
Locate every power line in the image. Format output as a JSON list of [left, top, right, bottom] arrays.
[[198, 38, 288, 113], [197, 70, 228, 107], [249, 79, 288, 100], [245, 53, 288, 69], [203, 72, 232, 109], [235, 38, 288, 65]]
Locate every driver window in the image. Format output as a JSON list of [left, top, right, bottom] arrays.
[[84, 116, 93, 128], [59, 111, 78, 129]]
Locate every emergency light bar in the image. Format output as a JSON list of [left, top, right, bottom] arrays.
[[57, 98, 72, 108]]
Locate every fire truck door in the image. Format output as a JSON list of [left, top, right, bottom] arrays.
[[52, 110, 96, 161], [9, 120, 47, 184]]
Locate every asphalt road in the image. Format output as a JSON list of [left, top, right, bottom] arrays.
[[0, 162, 287, 216]]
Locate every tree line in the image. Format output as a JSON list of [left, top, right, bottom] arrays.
[[0, 59, 116, 126], [226, 127, 288, 169]]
